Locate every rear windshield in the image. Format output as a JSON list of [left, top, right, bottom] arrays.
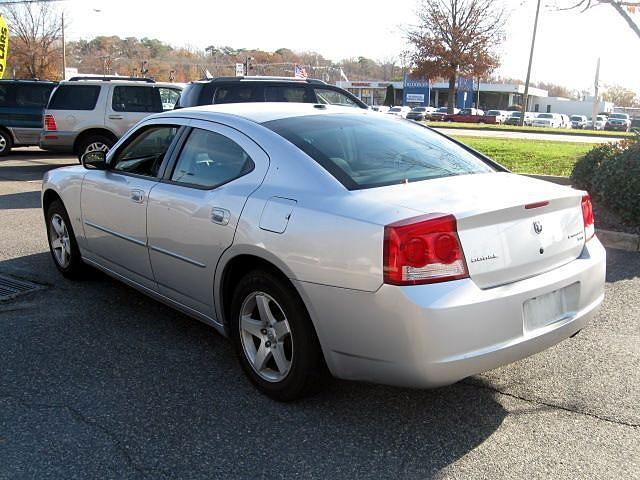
[[412, 107, 426, 112], [264, 114, 494, 190], [49, 85, 100, 110], [571, 116, 582, 121], [486, 110, 500, 115], [538, 113, 553, 119], [609, 113, 628, 119]]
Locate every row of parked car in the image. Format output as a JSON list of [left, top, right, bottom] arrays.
[[0, 76, 368, 158], [376, 105, 635, 131]]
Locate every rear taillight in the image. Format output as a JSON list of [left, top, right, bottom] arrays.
[[44, 114, 57, 131], [581, 194, 595, 241], [383, 214, 468, 285]]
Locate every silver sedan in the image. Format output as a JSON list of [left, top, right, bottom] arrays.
[[42, 103, 606, 400]]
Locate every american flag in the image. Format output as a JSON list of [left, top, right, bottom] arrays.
[[294, 64, 308, 79]]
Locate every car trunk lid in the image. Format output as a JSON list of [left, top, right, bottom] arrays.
[[354, 172, 586, 289]]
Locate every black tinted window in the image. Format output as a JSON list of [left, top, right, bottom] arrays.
[[112, 86, 159, 112], [265, 114, 494, 190], [171, 128, 253, 188], [213, 86, 259, 104], [0, 84, 12, 106], [112, 125, 179, 177], [264, 86, 312, 103], [49, 85, 100, 110], [15, 84, 54, 107]]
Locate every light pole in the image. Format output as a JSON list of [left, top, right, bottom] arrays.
[[61, 12, 65, 79], [521, 0, 542, 126]]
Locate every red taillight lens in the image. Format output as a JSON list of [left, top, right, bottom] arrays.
[[383, 213, 469, 285], [581, 194, 595, 241], [44, 114, 57, 131]]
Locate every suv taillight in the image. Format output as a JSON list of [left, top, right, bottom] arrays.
[[383, 214, 469, 285], [44, 114, 57, 131], [581, 194, 595, 241]]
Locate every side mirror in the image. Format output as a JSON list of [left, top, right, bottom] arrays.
[[81, 151, 107, 170]]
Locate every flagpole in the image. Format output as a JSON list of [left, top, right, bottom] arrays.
[[592, 58, 600, 130]]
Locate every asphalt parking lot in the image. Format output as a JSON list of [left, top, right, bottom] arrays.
[[1, 149, 639, 480]]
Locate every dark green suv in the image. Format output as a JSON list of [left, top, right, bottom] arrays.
[[0, 79, 57, 155]]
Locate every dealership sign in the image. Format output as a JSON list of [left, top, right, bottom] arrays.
[[402, 74, 430, 106]]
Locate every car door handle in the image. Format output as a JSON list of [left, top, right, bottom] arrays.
[[109, 115, 124, 120], [130, 189, 145, 203], [211, 207, 230, 225]]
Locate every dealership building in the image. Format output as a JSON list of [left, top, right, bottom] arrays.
[[336, 80, 613, 115]]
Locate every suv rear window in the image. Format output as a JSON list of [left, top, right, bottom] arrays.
[[264, 86, 311, 103], [49, 85, 100, 110], [264, 114, 494, 190], [16, 84, 54, 107]]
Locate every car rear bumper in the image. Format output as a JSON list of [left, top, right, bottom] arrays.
[[297, 237, 606, 388], [39, 131, 77, 152]]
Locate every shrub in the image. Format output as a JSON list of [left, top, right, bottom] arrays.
[[570, 142, 622, 193], [591, 139, 640, 224]]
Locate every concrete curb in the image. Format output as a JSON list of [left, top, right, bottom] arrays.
[[428, 123, 630, 140], [596, 229, 640, 252]]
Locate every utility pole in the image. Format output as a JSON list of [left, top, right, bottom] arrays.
[[521, 0, 541, 126], [61, 12, 66, 79]]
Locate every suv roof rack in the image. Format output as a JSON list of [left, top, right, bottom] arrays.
[[67, 76, 155, 83], [202, 76, 326, 85]]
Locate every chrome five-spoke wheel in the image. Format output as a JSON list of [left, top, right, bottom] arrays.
[[49, 213, 72, 268], [84, 142, 110, 154], [239, 292, 293, 382]]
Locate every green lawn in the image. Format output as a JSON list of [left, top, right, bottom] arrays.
[[452, 136, 593, 176], [429, 121, 634, 138]]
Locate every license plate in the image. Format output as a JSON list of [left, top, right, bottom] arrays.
[[523, 283, 579, 333]]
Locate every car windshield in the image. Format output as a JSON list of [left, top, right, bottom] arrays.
[[510, 112, 521, 117], [437, 107, 448, 112], [609, 113, 628, 119], [264, 114, 495, 190], [412, 107, 426, 112], [537, 113, 553, 119], [487, 111, 500, 115], [571, 116, 582, 121]]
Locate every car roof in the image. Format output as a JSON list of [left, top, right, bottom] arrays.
[[157, 102, 375, 124], [189, 76, 327, 85]]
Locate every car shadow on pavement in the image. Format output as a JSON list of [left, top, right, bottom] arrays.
[[0, 190, 41, 210], [0, 162, 76, 182], [0, 253, 507, 479]]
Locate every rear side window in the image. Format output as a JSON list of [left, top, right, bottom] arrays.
[[264, 86, 312, 103], [170, 128, 254, 188], [15, 84, 54, 107], [158, 87, 180, 111], [0, 84, 13, 106], [213, 86, 259, 104], [112, 86, 159, 112], [49, 85, 100, 110], [265, 114, 494, 190]]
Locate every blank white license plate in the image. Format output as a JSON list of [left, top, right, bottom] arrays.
[[523, 283, 579, 333]]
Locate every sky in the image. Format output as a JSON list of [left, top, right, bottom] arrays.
[[63, 0, 640, 94]]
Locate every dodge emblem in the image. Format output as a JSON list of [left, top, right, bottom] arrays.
[[533, 221, 543, 234]]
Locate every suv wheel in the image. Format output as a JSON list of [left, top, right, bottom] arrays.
[[77, 135, 114, 161], [230, 270, 325, 401], [0, 130, 13, 156]]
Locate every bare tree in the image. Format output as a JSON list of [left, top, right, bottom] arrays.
[[407, 0, 505, 112], [2, 2, 63, 79], [557, 1, 640, 39]]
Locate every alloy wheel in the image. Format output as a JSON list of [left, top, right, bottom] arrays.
[[49, 213, 71, 268], [85, 142, 109, 154], [239, 291, 293, 382], [0, 135, 6, 152]]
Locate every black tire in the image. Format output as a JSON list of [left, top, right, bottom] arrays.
[[76, 134, 114, 162], [45, 199, 85, 279], [0, 129, 13, 156], [230, 270, 326, 401]]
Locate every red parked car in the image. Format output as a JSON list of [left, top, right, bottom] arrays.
[[447, 108, 496, 124]]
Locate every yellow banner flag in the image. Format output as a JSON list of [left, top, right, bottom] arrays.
[[0, 16, 8, 79]]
